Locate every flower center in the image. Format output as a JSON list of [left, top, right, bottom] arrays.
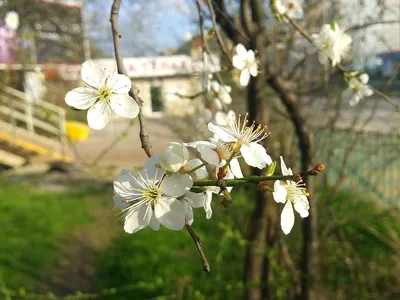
[[141, 184, 163, 203], [230, 114, 269, 146], [215, 143, 234, 161], [97, 86, 112, 102], [285, 181, 309, 203], [288, 2, 295, 9]]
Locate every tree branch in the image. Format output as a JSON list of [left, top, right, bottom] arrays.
[[110, 0, 152, 157]]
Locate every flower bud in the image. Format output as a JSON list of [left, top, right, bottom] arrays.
[[218, 166, 228, 180], [159, 142, 189, 173]]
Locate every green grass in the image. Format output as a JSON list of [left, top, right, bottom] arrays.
[[0, 180, 94, 292], [0, 177, 399, 299]]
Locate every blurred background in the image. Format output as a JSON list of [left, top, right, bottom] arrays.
[[0, 0, 400, 299]]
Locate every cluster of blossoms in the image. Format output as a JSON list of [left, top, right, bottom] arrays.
[[270, 2, 375, 106], [64, 59, 311, 236], [113, 112, 309, 235]]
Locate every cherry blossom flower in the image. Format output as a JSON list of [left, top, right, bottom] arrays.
[[272, 157, 309, 235], [65, 60, 139, 130], [313, 22, 352, 66], [208, 80, 232, 109], [275, 0, 304, 19], [5, 11, 19, 30], [343, 73, 374, 106], [113, 156, 193, 233], [185, 138, 243, 178], [232, 44, 258, 86], [159, 142, 189, 173], [208, 114, 272, 169], [184, 158, 208, 179]]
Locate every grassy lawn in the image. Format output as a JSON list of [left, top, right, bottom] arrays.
[[0, 179, 104, 294], [0, 176, 399, 299]]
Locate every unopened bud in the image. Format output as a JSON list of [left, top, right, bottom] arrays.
[[316, 163, 325, 172], [294, 173, 302, 182], [220, 190, 232, 208], [258, 182, 273, 192], [218, 166, 228, 180]]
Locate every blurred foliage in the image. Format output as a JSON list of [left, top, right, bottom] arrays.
[[0, 179, 399, 299]]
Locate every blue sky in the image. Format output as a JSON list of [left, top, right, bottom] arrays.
[[86, 0, 197, 57]]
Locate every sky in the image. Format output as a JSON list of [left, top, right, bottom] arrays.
[[85, 0, 197, 57]]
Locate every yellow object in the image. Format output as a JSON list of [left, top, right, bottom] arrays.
[[65, 121, 90, 142]]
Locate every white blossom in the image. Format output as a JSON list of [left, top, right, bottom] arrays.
[[208, 114, 272, 169], [312, 22, 352, 67], [184, 158, 208, 179], [208, 80, 232, 109], [272, 156, 309, 235], [232, 44, 258, 86], [65, 60, 139, 130], [185, 138, 243, 178], [181, 191, 207, 225], [215, 110, 236, 127], [5, 11, 19, 30], [275, 0, 304, 19], [159, 142, 189, 173], [343, 73, 374, 106], [113, 156, 193, 233]]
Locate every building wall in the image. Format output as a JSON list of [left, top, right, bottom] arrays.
[[133, 75, 204, 118]]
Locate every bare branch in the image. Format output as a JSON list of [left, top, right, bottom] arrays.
[[110, 0, 152, 157], [185, 219, 211, 272]]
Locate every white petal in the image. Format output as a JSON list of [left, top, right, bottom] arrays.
[[155, 197, 186, 230], [185, 158, 208, 179], [198, 144, 220, 166], [161, 173, 193, 197], [219, 87, 232, 104], [229, 158, 243, 178], [81, 60, 107, 88], [240, 143, 272, 169], [279, 156, 293, 176], [185, 192, 206, 208], [109, 94, 139, 118], [232, 55, 246, 70], [349, 94, 361, 106], [236, 43, 248, 59], [249, 62, 258, 77], [124, 204, 152, 234], [294, 200, 309, 218], [65, 87, 97, 110], [240, 69, 251, 86], [215, 111, 229, 126], [113, 170, 141, 198], [159, 146, 185, 173], [185, 140, 216, 149], [247, 50, 255, 62], [273, 180, 287, 204], [113, 194, 129, 209], [359, 73, 369, 84], [204, 191, 213, 219], [360, 85, 373, 97], [107, 71, 132, 94], [210, 80, 220, 93], [281, 201, 295, 235], [207, 122, 237, 143], [148, 212, 161, 231], [142, 155, 164, 182], [184, 202, 194, 225], [87, 101, 111, 130]]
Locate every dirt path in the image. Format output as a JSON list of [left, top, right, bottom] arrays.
[[72, 117, 183, 168]]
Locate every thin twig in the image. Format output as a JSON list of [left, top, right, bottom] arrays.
[[206, 0, 233, 63], [185, 219, 211, 272], [110, 0, 152, 157]]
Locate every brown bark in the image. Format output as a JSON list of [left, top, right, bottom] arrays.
[[267, 75, 318, 300]]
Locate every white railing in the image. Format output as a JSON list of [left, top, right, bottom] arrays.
[[0, 86, 67, 148]]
